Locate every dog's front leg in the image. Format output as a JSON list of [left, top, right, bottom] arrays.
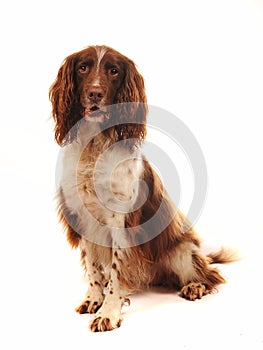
[[90, 247, 128, 332], [75, 243, 106, 314]]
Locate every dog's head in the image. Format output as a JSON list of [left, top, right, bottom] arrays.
[[49, 45, 147, 145]]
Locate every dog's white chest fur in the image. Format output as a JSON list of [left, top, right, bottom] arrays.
[[59, 120, 143, 243]]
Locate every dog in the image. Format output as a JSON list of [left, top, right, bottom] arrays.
[[49, 45, 236, 332]]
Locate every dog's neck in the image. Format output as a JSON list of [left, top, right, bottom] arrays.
[[77, 118, 102, 146]]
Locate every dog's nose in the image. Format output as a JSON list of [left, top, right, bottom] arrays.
[[88, 86, 104, 103]]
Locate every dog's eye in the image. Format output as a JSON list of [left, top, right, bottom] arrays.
[[109, 68, 119, 76], [79, 65, 89, 73]]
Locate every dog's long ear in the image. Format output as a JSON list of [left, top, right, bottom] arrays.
[[114, 58, 148, 144], [49, 54, 81, 145]]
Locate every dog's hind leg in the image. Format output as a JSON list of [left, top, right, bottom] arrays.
[[165, 242, 226, 301]]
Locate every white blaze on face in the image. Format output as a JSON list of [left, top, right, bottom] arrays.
[[93, 46, 108, 86], [83, 46, 109, 122]]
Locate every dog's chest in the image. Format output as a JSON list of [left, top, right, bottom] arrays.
[[77, 143, 144, 213], [60, 139, 143, 219]]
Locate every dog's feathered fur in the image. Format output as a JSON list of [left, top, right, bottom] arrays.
[[50, 45, 236, 332]]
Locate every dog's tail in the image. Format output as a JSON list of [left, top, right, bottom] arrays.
[[207, 247, 241, 264]]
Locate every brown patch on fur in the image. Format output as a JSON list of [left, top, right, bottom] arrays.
[[113, 251, 123, 264], [119, 296, 131, 307], [80, 250, 86, 269], [56, 188, 81, 249], [124, 297, 130, 306], [125, 160, 201, 264]]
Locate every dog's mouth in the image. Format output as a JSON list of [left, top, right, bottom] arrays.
[[84, 105, 110, 122]]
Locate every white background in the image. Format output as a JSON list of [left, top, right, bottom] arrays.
[[1, 0, 262, 348]]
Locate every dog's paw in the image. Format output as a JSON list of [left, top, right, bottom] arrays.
[[75, 298, 103, 314], [90, 315, 122, 332], [90, 309, 122, 332], [180, 282, 208, 301]]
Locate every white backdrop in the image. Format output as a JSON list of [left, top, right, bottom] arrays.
[[1, 0, 262, 348]]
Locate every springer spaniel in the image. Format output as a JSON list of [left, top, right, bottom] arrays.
[[50, 45, 235, 332]]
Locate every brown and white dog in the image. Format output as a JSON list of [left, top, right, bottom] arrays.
[[49, 45, 236, 332]]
